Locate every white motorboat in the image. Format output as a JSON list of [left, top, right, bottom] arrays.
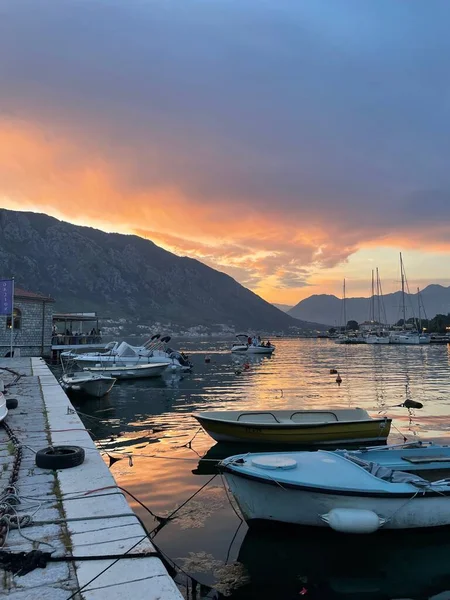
[[74, 336, 192, 372], [0, 392, 8, 422], [60, 372, 116, 398], [83, 362, 168, 380], [231, 334, 275, 354], [220, 444, 450, 532], [60, 340, 119, 360]]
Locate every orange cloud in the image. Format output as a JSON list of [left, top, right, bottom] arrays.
[[0, 117, 448, 305]]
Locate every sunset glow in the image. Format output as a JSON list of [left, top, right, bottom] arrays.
[[2, 1, 450, 305]]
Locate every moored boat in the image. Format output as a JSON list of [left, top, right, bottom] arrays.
[[194, 408, 391, 445], [83, 362, 169, 380], [231, 334, 275, 354], [60, 371, 116, 398], [220, 444, 450, 531], [73, 335, 192, 372]]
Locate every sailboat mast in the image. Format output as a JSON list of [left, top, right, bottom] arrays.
[[343, 279, 347, 331], [417, 287, 421, 332], [371, 269, 375, 322], [400, 252, 406, 329], [376, 267, 381, 325]]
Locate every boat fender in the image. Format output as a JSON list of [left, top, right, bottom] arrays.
[[321, 508, 385, 534]]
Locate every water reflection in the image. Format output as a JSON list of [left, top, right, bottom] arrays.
[[67, 338, 450, 598], [226, 524, 450, 599]]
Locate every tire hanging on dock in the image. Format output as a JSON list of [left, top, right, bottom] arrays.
[[35, 446, 85, 470]]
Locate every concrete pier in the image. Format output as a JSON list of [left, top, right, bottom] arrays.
[[0, 357, 182, 600]]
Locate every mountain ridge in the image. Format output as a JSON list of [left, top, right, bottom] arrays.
[[0, 209, 323, 331], [288, 285, 450, 325]]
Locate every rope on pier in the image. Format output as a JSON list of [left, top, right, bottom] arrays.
[[0, 548, 161, 576]]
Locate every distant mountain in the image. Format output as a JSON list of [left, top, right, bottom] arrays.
[[272, 303, 293, 313], [288, 286, 450, 326], [0, 209, 320, 331]]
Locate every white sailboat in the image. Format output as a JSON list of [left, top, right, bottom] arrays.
[[417, 287, 431, 344], [335, 280, 365, 344], [366, 269, 390, 344], [389, 254, 422, 345]]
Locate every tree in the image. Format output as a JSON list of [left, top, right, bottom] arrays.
[[328, 327, 336, 335], [346, 320, 359, 331]]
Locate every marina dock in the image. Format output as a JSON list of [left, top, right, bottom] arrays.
[[0, 357, 182, 600]]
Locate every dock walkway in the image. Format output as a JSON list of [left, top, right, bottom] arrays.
[[0, 357, 182, 600]]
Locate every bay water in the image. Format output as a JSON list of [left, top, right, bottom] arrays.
[[70, 338, 450, 599]]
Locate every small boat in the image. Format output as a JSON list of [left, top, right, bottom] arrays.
[[60, 372, 116, 398], [74, 335, 192, 371], [231, 334, 275, 354], [83, 362, 169, 380], [0, 392, 8, 422], [220, 444, 450, 531], [194, 408, 391, 445]]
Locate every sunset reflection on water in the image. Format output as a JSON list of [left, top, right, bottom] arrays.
[[73, 338, 450, 598]]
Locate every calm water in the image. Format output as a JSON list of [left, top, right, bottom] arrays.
[[69, 338, 450, 599]]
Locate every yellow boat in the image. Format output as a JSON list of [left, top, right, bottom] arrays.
[[194, 408, 391, 446]]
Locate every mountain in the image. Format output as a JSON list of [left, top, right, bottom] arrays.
[[272, 303, 293, 313], [289, 285, 450, 326], [0, 209, 318, 331]]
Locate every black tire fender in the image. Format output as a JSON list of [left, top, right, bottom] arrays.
[[6, 397, 18, 410], [35, 446, 85, 470]]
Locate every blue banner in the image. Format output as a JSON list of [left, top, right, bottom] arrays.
[[0, 279, 13, 315]]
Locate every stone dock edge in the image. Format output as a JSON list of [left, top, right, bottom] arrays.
[[30, 357, 182, 600]]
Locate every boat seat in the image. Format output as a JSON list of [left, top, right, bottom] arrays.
[[290, 411, 338, 423], [344, 453, 428, 485], [237, 412, 279, 423], [401, 455, 450, 464]]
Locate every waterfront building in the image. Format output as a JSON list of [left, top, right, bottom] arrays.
[[0, 287, 55, 357]]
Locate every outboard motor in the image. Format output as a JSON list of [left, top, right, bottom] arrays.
[[169, 351, 192, 369]]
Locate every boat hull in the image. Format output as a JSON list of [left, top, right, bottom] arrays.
[[231, 346, 275, 354], [84, 364, 168, 379], [61, 377, 115, 398], [366, 336, 390, 344], [389, 334, 420, 345], [222, 471, 450, 530], [196, 416, 391, 445]]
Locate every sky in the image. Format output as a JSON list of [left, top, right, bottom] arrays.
[[2, 0, 450, 305]]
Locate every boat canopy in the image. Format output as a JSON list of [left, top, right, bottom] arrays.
[[116, 342, 139, 357]]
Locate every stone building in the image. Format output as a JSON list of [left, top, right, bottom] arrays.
[[0, 288, 55, 357]]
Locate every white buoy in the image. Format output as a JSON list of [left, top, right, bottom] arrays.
[[321, 508, 385, 534]]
